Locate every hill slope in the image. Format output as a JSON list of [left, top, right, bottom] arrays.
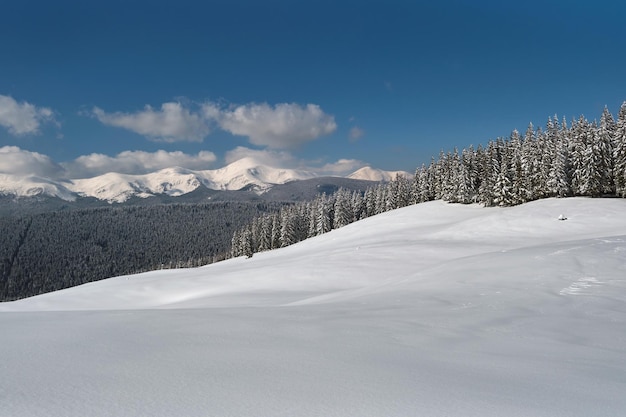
[[1, 198, 626, 416]]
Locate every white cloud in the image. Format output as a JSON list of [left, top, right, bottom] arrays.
[[224, 146, 299, 167], [318, 158, 366, 176], [212, 102, 337, 148], [0, 95, 57, 136], [349, 126, 365, 142], [91, 102, 211, 142], [0, 146, 65, 177], [90, 100, 337, 148], [63, 149, 217, 178]]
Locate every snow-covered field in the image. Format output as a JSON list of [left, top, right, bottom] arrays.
[[1, 198, 626, 416]]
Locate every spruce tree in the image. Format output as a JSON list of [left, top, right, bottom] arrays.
[[613, 102, 626, 197]]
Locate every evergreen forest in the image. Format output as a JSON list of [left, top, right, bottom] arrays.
[[0, 202, 284, 301], [231, 103, 626, 258]]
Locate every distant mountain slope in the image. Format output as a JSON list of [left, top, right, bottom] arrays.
[[348, 166, 410, 181], [0, 157, 405, 203], [0, 177, 379, 216], [0, 174, 77, 201], [0, 201, 287, 301]]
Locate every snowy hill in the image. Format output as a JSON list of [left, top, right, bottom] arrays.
[[195, 156, 319, 193], [347, 165, 410, 181], [2, 198, 626, 416], [0, 173, 77, 201], [67, 168, 202, 202], [0, 157, 403, 202]]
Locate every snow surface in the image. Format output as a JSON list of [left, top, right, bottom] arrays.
[[1, 198, 626, 416]]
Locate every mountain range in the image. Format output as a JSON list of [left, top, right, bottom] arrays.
[[0, 157, 410, 203]]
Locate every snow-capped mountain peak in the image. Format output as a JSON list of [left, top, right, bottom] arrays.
[[200, 157, 319, 192], [348, 166, 410, 181], [0, 158, 406, 203], [0, 174, 77, 201]]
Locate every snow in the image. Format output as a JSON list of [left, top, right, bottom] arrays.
[[0, 173, 76, 201], [348, 166, 410, 181], [195, 156, 319, 193], [0, 158, 406, 202], [1, 197, 626, 416], [68, 169, 203, 202]]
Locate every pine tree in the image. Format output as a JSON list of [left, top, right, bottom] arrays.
[[599, 106, 616, 194], [279, 208, 297, 248], [316, 195, 333, 235], [570, 116, 588, 195], [333, 189, 352, 228], [493, 152, 514, 207], [613, 102, 626, 197], [546, 138, 570, 197]]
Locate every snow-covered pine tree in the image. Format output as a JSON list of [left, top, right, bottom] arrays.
[[492, 137, 515, 207], [270, 213, 281, 249], [546, 135, 570, 197], [351, 191, 365, 221], [374, 183, 387, 215], [279, 208, 297, 248], [334, 188, 353, 228], [409, 167, 421, 205], [421, 165, 433, 203], [440, 150, 459, 202], [454, 161, 473, 204], [240, 225, 254, 258], [477, 140, 498, 206], [258, 214, 272, 252], [391, 173, 411, 208], [613, 102, 626, 197], [581, 121, 605, 197], [230, 229, 241, 258], [599, 106, 616, 194], [307, 200, 318, 238], [315, 194, 333, 235], [569, 116, 588, 195], [364, 187, 377, 218], [462, 145, 479, 202]]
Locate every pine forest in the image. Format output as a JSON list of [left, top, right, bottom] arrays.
[[231, 103, 626, 258]]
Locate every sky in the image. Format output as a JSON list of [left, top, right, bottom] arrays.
[[1, 0, 626, 178]]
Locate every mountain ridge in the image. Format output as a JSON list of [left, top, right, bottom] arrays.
[[0, 158, 411, 203]]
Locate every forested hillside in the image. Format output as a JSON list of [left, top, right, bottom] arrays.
[[232, 103, 626, 258], [0, 202, 284, 301]]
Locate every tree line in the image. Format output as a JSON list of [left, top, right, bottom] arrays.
[[231, 102, 626, 258]]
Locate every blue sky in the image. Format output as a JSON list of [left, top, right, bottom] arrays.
[[1, 0, 625, 178]]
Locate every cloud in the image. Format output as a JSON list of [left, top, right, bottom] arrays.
[[212, 102, 337, 148], [0, 95, 57, 136], [0, 146, 65, 177], [0, 144, 364, 181], [63, 149, 217, 178], [317, 158, 366, 175], [90, 100, 336, 148], [224, 146, 299, 167], [349, 126, 365, 142], [91, 102, 211, 142]]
